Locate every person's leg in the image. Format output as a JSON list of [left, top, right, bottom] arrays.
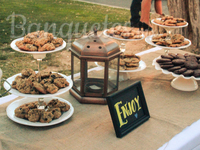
[[140, 0, 152, 28], [130, 0, 142, 27], [154, 0, 162, 14]]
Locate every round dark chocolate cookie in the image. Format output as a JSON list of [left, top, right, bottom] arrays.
[[168, 66, 181, 72], [172, 59, 185, 65], [159, 62, 173, 65], [161, 55, 173, 59], [183, 70, 194, 77], [168, 53, 176, 58], [156, 58, 172, 63], [176, 53, 185, 60], [185, 56, 197, 62], [173, 67, 187, 74], [193, 69, 200, 77], [184, 61, 198, 69], [160, 64, 174, 69]]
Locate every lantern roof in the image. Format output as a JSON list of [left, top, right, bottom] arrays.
[[70, 30, 120, 57]]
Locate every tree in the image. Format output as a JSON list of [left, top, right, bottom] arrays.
[[167, 0, 199, 53]]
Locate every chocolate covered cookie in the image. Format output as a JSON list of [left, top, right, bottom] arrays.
[[172, 59, 185, 65], [184, 61, 198, 69], [173, 67, 187, 74], [183, 70, 194, 77]]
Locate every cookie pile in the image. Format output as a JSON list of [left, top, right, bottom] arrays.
[[106, 26, 143, 39], [156, 53, 200, 77], [15, 99, 70, 123], [15, 30, 63, 52], [152, 33, 189, 47], [98, 52, 140, 70], [11, 68, 69, 94], [119, 52, 140, 70], [154, 16, 187, 26]]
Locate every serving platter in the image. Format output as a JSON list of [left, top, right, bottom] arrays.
[[152, 56, 200, 91], [6, 97, 74, 127], [3, 72, 73, 98], [145, 35, 191, 50], [103, 29, 145, 41], [10, 37, 66, 59], [10, 37, 66, 54], [151, 18, 188, 29]]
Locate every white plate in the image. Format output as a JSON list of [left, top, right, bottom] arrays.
[[6, 97, 74, 127], [10, 37, 66, 55], [145, 35, 191, 50], [95, 60, 146, 73], [151, 18, 188, 29], [152, 56, 200, 80], [3, 72, 73, 98], [103, 29, 145, 41]]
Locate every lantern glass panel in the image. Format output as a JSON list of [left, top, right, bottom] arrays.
[[73, 55, 81, 91], [108, 57, 118, 93], [84, 61, 105, 95]]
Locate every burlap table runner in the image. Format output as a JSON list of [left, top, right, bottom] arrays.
[[1, 49, 200, 150]]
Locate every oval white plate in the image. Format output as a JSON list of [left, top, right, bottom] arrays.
[[10, 37, 66, 54], [151, 18, 188, 29], [145, 35, 191, 50], [103, 29, 145, 41], [6, 97, 74, 127], [3, 72, 73, 98]]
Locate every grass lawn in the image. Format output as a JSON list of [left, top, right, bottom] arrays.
[[0, 0, 131, 95]]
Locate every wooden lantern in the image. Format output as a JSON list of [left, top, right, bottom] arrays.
[[69, 29, 121, 104]]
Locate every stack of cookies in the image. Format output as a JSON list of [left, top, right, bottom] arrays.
[[106, 26, 143, 39], [98, 52, 140, 70], [15, 99, 70, 123], [11, 68, 69, 94], [119, 52, 140, 70], [152, 33, 189, 47], [156, 53, 200, 77]]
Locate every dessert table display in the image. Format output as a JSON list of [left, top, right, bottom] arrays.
[[1, 49, 200, 150]]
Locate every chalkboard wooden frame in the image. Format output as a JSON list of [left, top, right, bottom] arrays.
[[106, 81, 150, 138]]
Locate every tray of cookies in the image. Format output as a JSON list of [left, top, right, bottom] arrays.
[[152, 53, 200, 80], [151, 16, 188, 28], [6, 97, 74, 127], [3, 68, 73, 98], [103, 26, 145, 41], [10, 30, 66, 54], [95, 52, 146, 72], [145, 34, 191, 49]]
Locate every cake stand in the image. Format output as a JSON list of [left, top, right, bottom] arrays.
[[103, 29, 145, 52], [10, 37, 66, 71], [95, 60, 146, 81], [152, 56, 200, 91], [151, 18, 189, 54]]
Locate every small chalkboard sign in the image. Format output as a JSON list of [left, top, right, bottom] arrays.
[[106, 81, 150, 138]]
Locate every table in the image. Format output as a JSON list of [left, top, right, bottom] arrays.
[[1, 49, 200, 150]]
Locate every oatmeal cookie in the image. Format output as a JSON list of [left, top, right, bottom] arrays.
[[15, 106, 29, 119], [33, 82, 47, 94], [44, 83, 59, 94], [21, 68, 35, 77], [16, 78, 33, 94], [47, 107, 62, 119], [28, 109, 43, 122], [53, 78, 69, 88], [40, 111, 54, 123]]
